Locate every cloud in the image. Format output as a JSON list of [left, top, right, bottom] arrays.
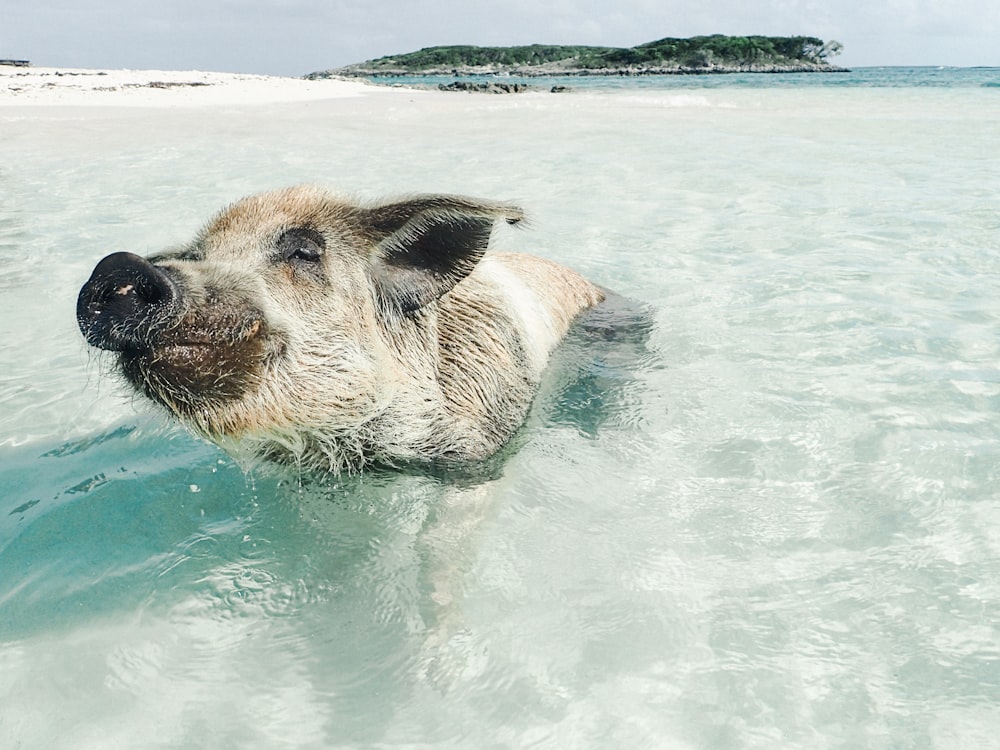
[[2, 0, 996, 74]]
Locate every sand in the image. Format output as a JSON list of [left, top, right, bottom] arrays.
[[0, 65, 405, 107]]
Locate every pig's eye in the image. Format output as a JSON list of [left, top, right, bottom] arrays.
[[277, 228, 325, 264]]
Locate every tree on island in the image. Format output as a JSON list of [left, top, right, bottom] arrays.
[[313, 35, 846, 77]]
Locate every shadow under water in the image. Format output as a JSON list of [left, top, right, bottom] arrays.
[[537, 290, 660, 439]]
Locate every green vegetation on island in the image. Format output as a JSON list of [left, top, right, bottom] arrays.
[[310, 36, 846, 78]]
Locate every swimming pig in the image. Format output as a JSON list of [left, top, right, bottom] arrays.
[[77, 186, 604, 472]]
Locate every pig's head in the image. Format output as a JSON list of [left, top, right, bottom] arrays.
[[77, 186, 524, 468]]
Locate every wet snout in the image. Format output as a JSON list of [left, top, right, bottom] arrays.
[[77, 252, 182, 352]]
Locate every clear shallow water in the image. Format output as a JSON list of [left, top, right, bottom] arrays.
[[2, 70, 1000, 748], [370, 65, 1000, 91]]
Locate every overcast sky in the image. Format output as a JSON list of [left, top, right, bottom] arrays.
[[3, 0, 997, 75]]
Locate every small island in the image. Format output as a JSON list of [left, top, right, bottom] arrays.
[[309, 35, 846, 79]]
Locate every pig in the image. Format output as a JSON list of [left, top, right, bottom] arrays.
[[77, 186, 605, 473]]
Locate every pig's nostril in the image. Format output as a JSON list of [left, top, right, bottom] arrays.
[[77, 252, 182, 351]]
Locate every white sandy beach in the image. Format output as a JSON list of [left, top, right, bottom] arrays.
[[0, 65, 400, 106]]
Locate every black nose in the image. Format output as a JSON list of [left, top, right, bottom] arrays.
[[77, 252, 182, 351]]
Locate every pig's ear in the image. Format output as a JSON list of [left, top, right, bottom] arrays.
[[359, 195, 525, 314]]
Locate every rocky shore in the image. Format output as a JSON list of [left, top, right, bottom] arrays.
[[437, 80, 533, 94], [311, 59, 849, 94], [320, 60, 848, 79]]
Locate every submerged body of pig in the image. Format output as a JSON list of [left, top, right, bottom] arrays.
[[77, 186, 604, 472]]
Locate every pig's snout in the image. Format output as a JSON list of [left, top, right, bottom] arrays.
[[77, 252, 181, 352]]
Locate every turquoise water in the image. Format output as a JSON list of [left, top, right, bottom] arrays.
[[2, 69, 1000, 748]]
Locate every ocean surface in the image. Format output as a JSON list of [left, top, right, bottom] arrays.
[[365, 64, 1000, 91], [2, 67, 1000, 748]]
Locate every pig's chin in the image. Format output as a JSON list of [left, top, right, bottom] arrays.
[[116, 318, 270, 419]]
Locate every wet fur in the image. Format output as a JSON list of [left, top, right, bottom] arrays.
[[96, 186, 605, 472]]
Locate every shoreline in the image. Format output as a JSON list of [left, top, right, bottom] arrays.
[[0, 66, 401, 107], [322, 62, 850, 79]]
